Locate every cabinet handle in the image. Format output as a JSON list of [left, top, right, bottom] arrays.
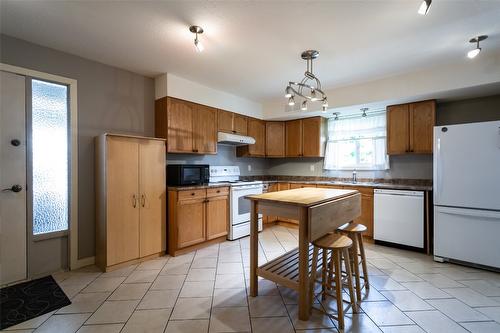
[[132, 194, 137, 208], [141, 194, 146, 207], [191, 192, 195, 196], [216, 190, 220, 193]]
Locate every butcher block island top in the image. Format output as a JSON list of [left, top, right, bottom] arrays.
[[246, 187, 361, 321]]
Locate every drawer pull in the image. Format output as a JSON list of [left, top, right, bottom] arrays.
[[191, 192, 195, 196]]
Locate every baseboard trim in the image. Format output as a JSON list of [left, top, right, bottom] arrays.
[[72, 256, 95, 270]]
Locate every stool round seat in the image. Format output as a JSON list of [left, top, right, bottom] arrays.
[[338, 222, 367, 233], [313, 233, 352, 250]]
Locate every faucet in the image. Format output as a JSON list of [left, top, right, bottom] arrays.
[[352, 170, 357, 183]]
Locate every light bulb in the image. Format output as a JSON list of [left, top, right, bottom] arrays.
[[310, 89, 317, 101], [301, 100, 307, 111], [285, 86, 292, 98], [418, 0, 431, 15], [322, 99, 328, 108], [194, 39, 204, 52], [288, 96, 295, 106], [467, 48, 481, 59]]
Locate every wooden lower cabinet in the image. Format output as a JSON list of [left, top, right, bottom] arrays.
[[168, 187, 229, 255]]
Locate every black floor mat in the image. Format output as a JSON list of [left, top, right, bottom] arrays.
[[0, 275, 71, 330]]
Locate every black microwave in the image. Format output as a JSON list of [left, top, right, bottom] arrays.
[[167, 164, 210, 186]]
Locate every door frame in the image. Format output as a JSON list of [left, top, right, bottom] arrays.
[[0, 63, 89, 270]]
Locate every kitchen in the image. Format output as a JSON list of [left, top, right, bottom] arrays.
[[1, 1, 500, 333]]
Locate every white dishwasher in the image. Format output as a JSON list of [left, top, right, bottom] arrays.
[[374, 189, 424, 249]]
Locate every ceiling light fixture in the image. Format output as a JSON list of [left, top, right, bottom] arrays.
[[467, 35, 487, 59], [285, 50, 328, 112], [189, 25, 204, 52], [361, 107, 368, 117], [417, 0, 432, 15], [332, 112, 340, 120]]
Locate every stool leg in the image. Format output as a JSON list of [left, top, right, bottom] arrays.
[[351, 234, 362, 303], [321, 249, 328, 300], [327, 251, 334, 296], [309, 246, 319, 314], [333, 250, 344, 330], [343, 248, 357, 313], [358, 233, 370, 290]]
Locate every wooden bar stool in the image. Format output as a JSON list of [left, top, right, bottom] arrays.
[[309, 233, 356, 330], [337, 222, 370, 304]]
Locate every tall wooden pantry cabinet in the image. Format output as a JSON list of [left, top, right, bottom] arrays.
[[95, 134, 166, 272]]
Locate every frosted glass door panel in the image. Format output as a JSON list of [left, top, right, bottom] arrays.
[[31, 79, 69, 235]]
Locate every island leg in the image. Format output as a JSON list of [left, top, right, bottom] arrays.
[[298, 206, 310, 320], [249, 200, 258, 297]]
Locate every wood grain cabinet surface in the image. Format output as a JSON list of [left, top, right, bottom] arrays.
[[236, 117, 266, 157], [387, 100, 435, 155], [95, 134, 166, 272], [265, 122, 285, 157], [285, 117, 325, 157], [168, 187, 229, 256], [218, 109, 248, 135]]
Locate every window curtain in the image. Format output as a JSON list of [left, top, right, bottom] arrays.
[[323, 113, 389, 170]]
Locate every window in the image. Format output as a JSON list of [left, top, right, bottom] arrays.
[[323, 112, 389, 170], [31, 79, 69, 235]]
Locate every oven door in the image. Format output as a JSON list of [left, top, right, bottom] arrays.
[[231, 185, 263, 226]]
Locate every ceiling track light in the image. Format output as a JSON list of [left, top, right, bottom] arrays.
[[285, 50, 328, 112], [332, 112, 340, 120], [189, 25, 204, 53], [467, 35, 487, 59], [361, 107, 369, 117], [418, 0, 432, 15]]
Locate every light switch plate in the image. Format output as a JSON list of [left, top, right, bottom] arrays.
[[248, 164, 252, 171]]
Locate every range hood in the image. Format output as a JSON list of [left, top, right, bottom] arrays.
[[217, 132, 255, 146]]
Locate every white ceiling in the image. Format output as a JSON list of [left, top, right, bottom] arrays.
[[1, 1, 500, 103]]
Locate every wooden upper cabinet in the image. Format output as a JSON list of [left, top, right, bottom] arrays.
[[302, 117, 325, 157], [286, 119, 303, 157], [166, 97, 194, 153], [218, 110, 234, 133], [410, 100, 435, 154], [193, 104, 217, 154], [233, 114, 248, 135], [236, 117, 266, 157], [266, 122, 285, 157], [387, 100, 435, 155]]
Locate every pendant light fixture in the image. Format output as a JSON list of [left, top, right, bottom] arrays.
[[418, 0, 432, 15], [467, 35, 487, 59], [285, 50, 328, 112], [189, 25, 204, 52]]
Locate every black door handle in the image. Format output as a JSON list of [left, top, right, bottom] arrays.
[[2, 185, 22, 192]]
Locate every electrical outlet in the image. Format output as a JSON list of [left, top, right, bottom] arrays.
[[310, 164, 315, 172], [248, 164, 252, 172]]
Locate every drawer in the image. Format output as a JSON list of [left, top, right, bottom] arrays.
[[344, 186, 374, 196], [178, 189, 206, 201], [316, 184, 344, 190], [207, 187, 229, 197]]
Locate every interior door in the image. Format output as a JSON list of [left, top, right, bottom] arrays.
[[139, 139, 166, 257], [0, 71, 27, 285]]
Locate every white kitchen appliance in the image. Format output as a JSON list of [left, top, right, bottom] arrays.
[[374, 189, 424, 249], [434, 121, 500, 269], [209, 166, 263, 240]]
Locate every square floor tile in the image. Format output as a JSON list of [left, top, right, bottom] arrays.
[[216, 262, 243, 275], [418, 273, 465, 288], [33, 313, 90, 333], [135, 258, 169, 271], [124, 270, 160, 284], [251, 317, 294, 333], [214, 274, 245, 289], [427, 298, 490, 322], [121, 309, 171, 333], [381, 269, 423, 282], [164, 319, 209, 333], [461, 321, 500, 333], [170, 297, 212, 320], [380, 290, 434, 311], [81, 277, 126, 293], [137, 290, 179, 309], [179, 281, 214, 298], [342, 313, 382, 332], [401, 281, 451, 299], [191, 257, 217, 269], [86, 300, 139, 324], [460, 279, 500, 297], [361, 301, 413, 326], [76, 324, 124, 333], [443, 287, 499, 307], [150, 275, 185, 290], [186, 268, 216, 281], [286, 304, 335, 330], [476, 306, 500, 323], [381, 325, 425, 333], [370, 275, 406, 291], [406, 310, 468, 333], [248, 295, 287, 317], [160, 263, 190, 275], [209, 307, 251, 333], [57, 292, 110, 313], [3, 311, 55, 330], [108, 283, 150, 300], [213, 288, 247, 307], [100, 265, 137, 278]]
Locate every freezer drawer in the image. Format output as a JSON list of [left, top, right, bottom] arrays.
[[374, 189, 424, 248], [434, 206, 500, 269]]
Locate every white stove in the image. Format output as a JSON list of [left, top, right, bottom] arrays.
[[209, 166, 263, 240]]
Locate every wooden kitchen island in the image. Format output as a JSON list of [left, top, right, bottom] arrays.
[[246, 187, 361, 320]]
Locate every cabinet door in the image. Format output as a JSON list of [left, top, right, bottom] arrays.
[[409, 100, 435, 154], [139, 140, 166, 257], [278, 183, 290, 191], [193, 104, 217, 154], [247, 118, 266, 156], [218, 109, 233, 133], [266, 122, 285, 157], [167, 98, 194, 153], [233, 114, 248, 135], [206, 195, 229, 240], [106, 137, 140, 265], [387, 104, 410, 155], [349, 187, 374, 238], [286, 119, 303, 157], [302, 117, 324, 157], [177, 198, 206, 249]]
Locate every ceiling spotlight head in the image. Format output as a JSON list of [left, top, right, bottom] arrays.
[[333, 113, 339, 120], [418, 0, 432, 15], [288, 96, 295, 106], [301, 100, 307, 111], [361, 107, 368, 117], [467, 35, 487, 59], [285, 86, 293, 98], [189, 25, 204, 52], [322, 99, 328, 108]]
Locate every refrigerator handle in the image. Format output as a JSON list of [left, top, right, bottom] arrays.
[[435, 137, 442, 203]]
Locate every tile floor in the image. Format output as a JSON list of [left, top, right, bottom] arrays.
[[4, 225, 500, 332]]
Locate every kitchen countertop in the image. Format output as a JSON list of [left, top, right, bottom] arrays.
[[167, 178, 432, 191]]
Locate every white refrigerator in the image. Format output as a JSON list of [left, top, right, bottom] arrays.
[[434, 120, 500, 269]]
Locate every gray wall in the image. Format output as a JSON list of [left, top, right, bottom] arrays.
[[437, 94, 500, 125], [1, 34, 155, 259]]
